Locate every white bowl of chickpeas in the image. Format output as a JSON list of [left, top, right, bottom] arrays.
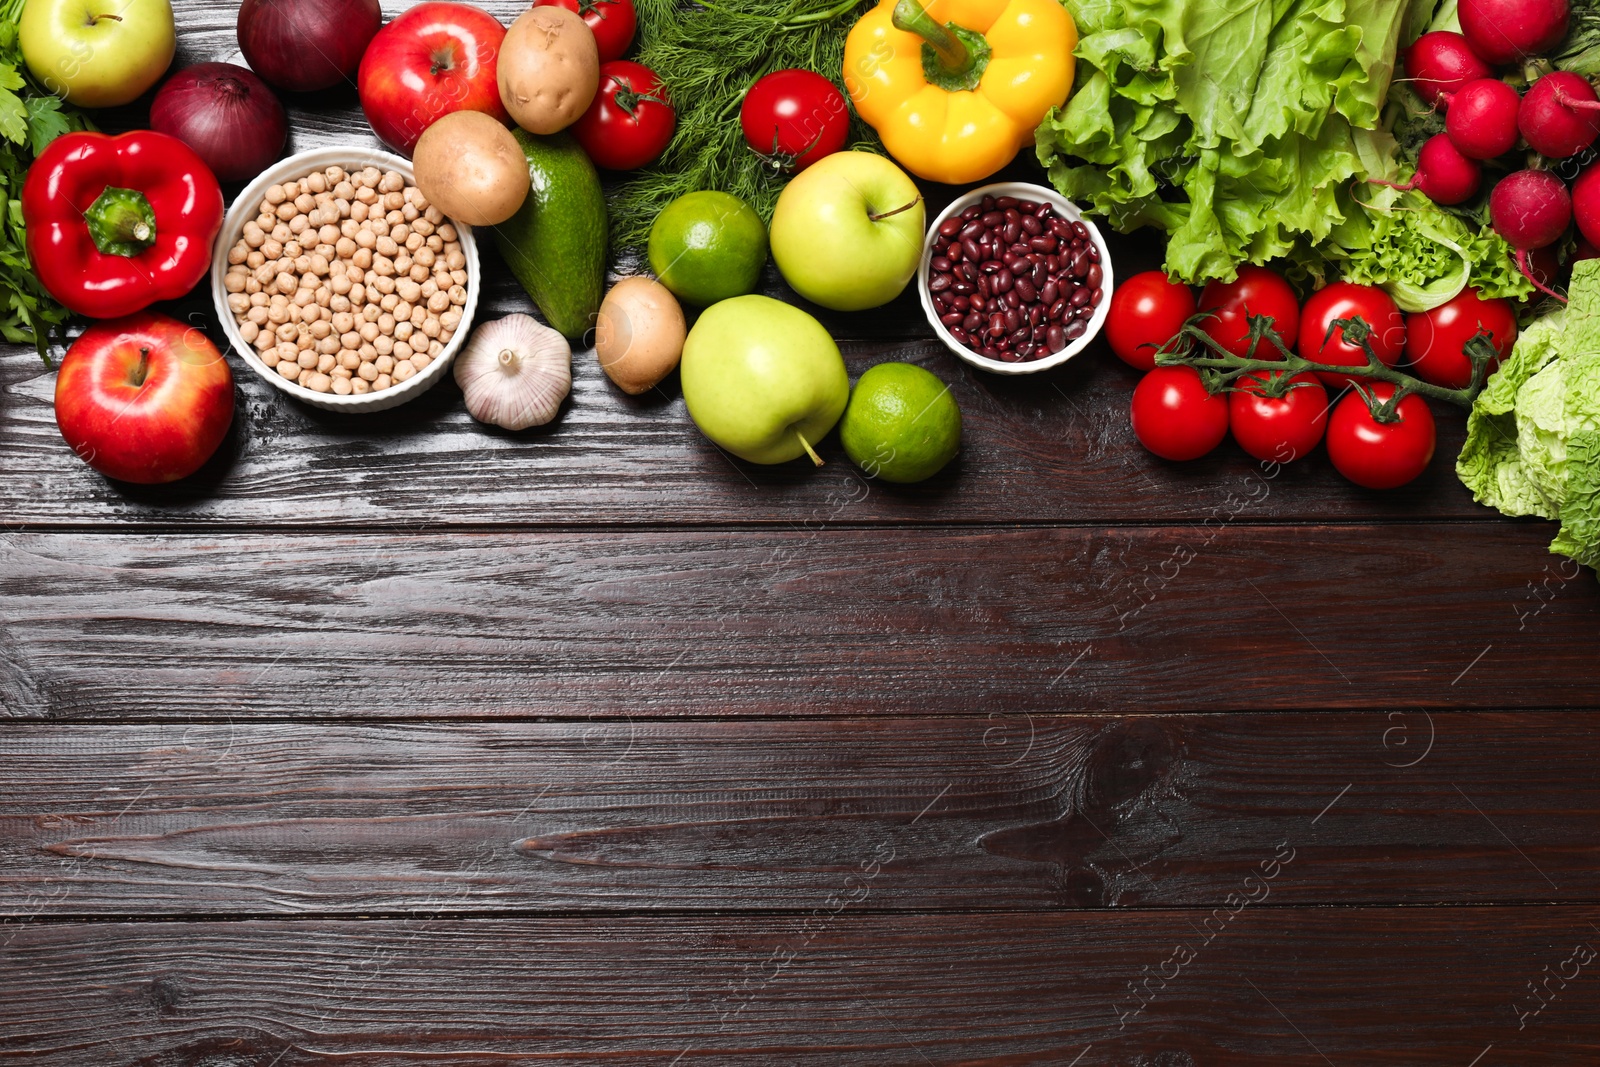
[[210, 146, 481, 411]]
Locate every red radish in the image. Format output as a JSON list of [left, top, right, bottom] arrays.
[[1370, 134, 1481, 204], [1518, 72, 1600, 158], [1404, 32, 1492, 107], [1572, 164, 1600, 248], [1490, 169, 1573, 301], [1459, 0, 1569, 65], [1443, 79, 1522, 160]]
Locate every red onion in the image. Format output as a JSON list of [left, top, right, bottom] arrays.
[[238, 0, 382, 93], [150, 63, 289, 183]]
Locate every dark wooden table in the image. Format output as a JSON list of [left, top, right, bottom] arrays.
[[5, 4, 1600, 1064]]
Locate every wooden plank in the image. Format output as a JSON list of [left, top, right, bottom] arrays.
[[1, 713, 1596, 915], [1, 524, 1595, 719], [1, 330, 1499, 529], [4, 910, 1597, 1063]]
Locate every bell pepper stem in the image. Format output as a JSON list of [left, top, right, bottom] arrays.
[[84, 185, 157, 258], [892, 0, 971, 75]]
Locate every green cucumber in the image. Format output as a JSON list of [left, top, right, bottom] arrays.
[[492, 130, 607, 339]]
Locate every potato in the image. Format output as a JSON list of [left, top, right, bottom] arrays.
[[595, 277, 687, 394], [498, 6, 600, 135], [411, 111, 528, 227]]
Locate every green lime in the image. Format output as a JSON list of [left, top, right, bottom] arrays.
[[839, 362, 961, 483], [647, 191, 768, 306]]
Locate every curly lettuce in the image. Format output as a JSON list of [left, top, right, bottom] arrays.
[[1458, 260, 1600, 571], [1035, 0, 1518, 300]]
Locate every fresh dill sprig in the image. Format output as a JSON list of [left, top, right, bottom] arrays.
[[609, 0, 879, 251]]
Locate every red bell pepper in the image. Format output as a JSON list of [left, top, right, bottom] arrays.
[[22, 130, 224, 320]]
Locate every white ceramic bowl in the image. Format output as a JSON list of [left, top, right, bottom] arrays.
[[209, 146, 482, 413], [918, 181, 1113, 376]]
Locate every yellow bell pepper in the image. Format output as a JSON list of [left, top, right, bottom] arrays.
[[842, 0, 1075, 185]]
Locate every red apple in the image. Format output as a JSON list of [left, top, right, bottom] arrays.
[[54, 312, 234, 484], [357, 1, 510, 156]]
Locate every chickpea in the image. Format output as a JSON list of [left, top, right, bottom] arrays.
[[358, 362, 379, 382], [374, 373, 393, 391], [228, 244, 249, 266], [352, 248, 373, 270], [371, 274, 396, 296], [386, 209, 403, 226], [359, 342, 377, 362], [438, 223, 457, 242], [356, 186, 379, 206], [317, 353, 337, 374], [271, 223, 292, 243], [307, 172, 327, 194], [360, 321, 380, 343], [392, 223, 410, 244], [393, 359, 417, 383], [317, 336, 340, 355], [445, 251, 466, 271], [341, 331, 362, 350], [392, 342, 412, 362], [448, 285, 467, 306], [274, 201, 297, 221], [410, 264, 431, 284], [294, 193, 315, 214], [350, 283, 366, 305], [380, 293, 400, 313], [428, 340, 443, 357], [395, 320, 414, 342], [440, 309, 461, 331], [374, 335, 395, 356], [352, 377, 372, 394], [439, 329, 455, 346], [305, 372, 333, 393], [413, 247, 435, 269], [332, 376, 353, 396], [267, 305, 289, 326], [420, 317, 440, 339], [276, 322, 297, 342], [265, 184, 288, 205], [426, 235, 444, 253], [239, 321, 260, 345], [394, 254, 413, 276], [412, 217, 433, 237], [401, 203, 420, 223], [249, 292, 269, 308], [293, 350, 315, 369], [226, 275, 247, 296], [247, 251, 267, 270], [289, 215, 309, 235], [412, 352, 432, 372], [318, 225, 341, 246], [361, 303, 381, 323], [351, 201, 369, 223], [334, 180, 355, 200], [335, 237, 357, 259], [260, 347, 279, 368], [331, 365, 354, 379], [376, 235, 398, 258], [277, 360, 300, 381]]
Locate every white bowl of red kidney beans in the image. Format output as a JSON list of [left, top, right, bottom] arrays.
[[919, 182, 1112, 374]]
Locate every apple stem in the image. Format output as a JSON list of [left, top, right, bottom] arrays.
[[131, 347, 150, 388], [869, 196, 923, 222], [90, 12, 122, 21], [796, 430, 824, 467]]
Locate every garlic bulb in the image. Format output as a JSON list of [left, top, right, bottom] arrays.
[[454, 314, 571, 430]]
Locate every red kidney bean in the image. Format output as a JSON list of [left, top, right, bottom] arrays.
[[946, 241, 962, 262], [1029, 235, 1056, 254], [980, 195, 996, 212], [968, 291, 985, 310], [950, 295, 969, 312], [1004, 290, 1022, 309], [959, 220, 984, 241], [1087, 244, 1100, 262], [1038, 280, 1058, 305], [960, 238, 982, 262], [996, 196, 1018, 210], [1074, 305, 1093, 321], [1014, 277, 1036, 303], [1047, 324, 1066, 351], [988, 313, 1007, 336], [1002, 221, 1021, 244], [938, 218, 963, 238], [1088, 287, 1102, 306], [961, 205, 981, 221], [1064, 319, 1087, 340], [931, 256, 952, 273], [961, 262, 978, 283], [963, 312, 983, 333], [1029, 304, 1045, 326], [992, 269, 1013, 294], [1020, 215, 1043, 236], [1072, 221, 1089, 240], [930, 273, 951, 292], [1069, 287, 1090, 308], [979, 211, 1003, 228], [1035, 204, 1053, 222], [940, 312, 964, 327], [951, 280, 972, 295], [1048, 299, 1067, 321], [1085, 263, 1102, 289]]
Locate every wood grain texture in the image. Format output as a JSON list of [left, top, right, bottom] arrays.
[[1, 524, 1595, 720], [5, 910, 1598, 1064], [0, 713, 1595, 915]]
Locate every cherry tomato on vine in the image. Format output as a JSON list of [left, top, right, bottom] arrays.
[[1403, 287, 1517, 389], [1197, 266, 1300, 359], [1106, 271, 1195, 371], [1228, 371, 1328, 464], [1298, 281, 1405, 388], [534, 0, 636, 62], [1326, 383, 1436, 489], [739, 69, 849, 173], [572, 61, 675, 171], [1131, 365, 1230, 461]]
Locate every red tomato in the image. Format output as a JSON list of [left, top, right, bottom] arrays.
[[1403, 287, 1517, 389], [739, 69, 849, 173], [534, 0, 636, 62], [1298, 282, 1405, 387], [1106, 271, 1195, 371], [1197, 266, 1300, 358], [1130, 366, 1230, 461], [572, 61, 675, 171], [1228, 371, 1328, 464], [1326, 384, 1436, 489]]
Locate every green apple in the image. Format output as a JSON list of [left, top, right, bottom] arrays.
[[20, 0, 175, 108], [769, 150, 925, 312], [680, 295, 850, 466]]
